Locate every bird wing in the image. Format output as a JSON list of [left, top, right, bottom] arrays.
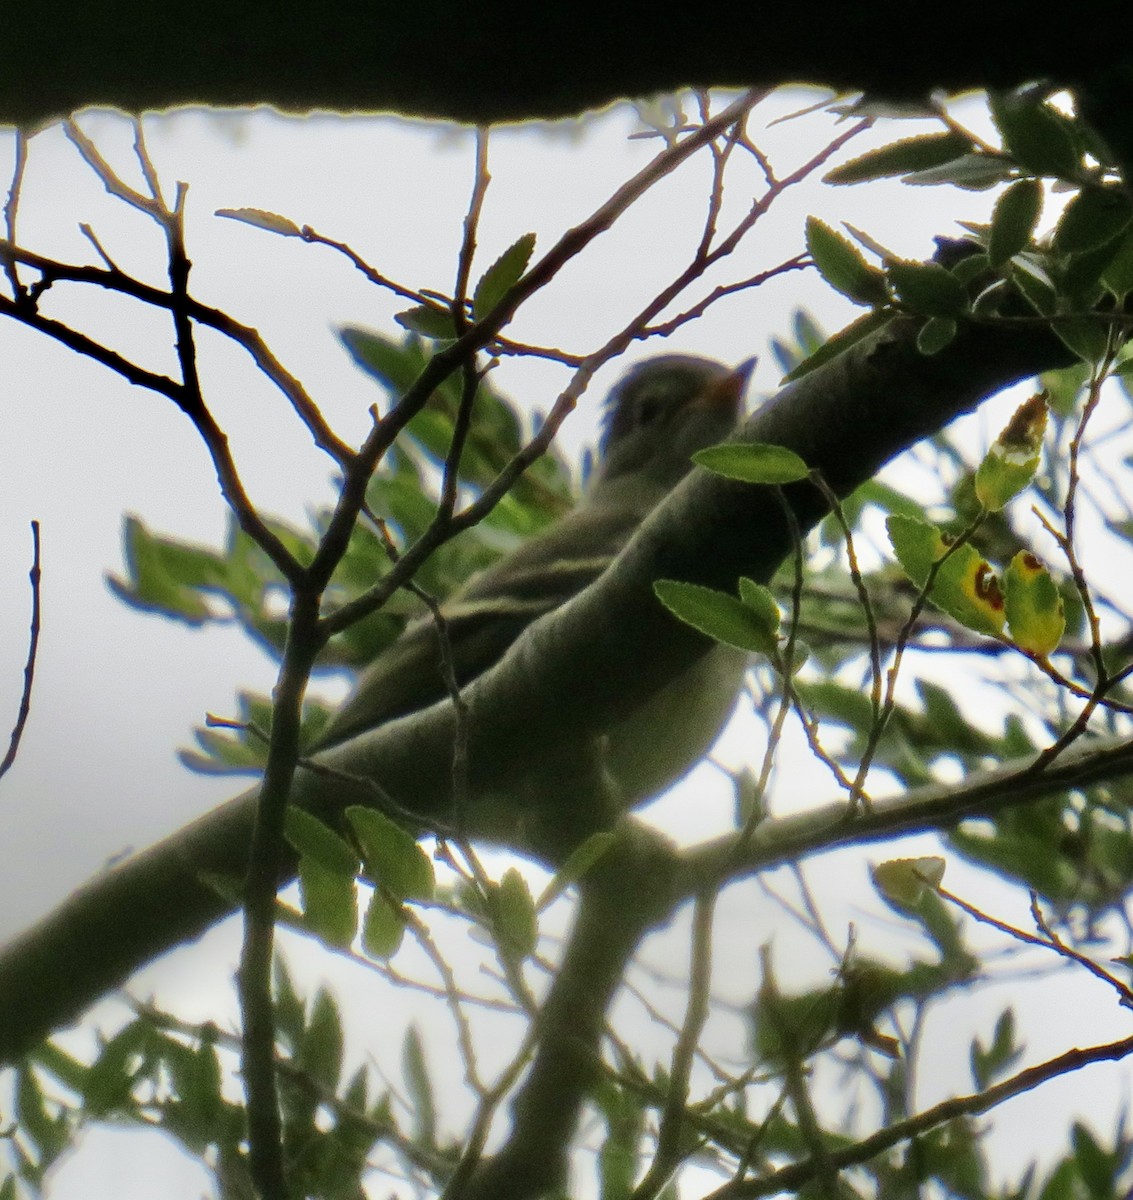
[[319, 486, 664, 748]]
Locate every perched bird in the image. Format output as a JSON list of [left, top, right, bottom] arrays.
[[321, 354, 755, 834]]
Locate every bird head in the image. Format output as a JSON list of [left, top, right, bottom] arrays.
[[597, 354, 756, 489]]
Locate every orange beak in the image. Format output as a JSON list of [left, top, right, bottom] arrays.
[[696, 356, 757, 416]]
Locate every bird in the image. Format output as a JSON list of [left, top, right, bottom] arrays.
[[320, 354, 755, 842]]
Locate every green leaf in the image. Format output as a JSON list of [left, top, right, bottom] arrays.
[[823, 132, 974, 184], [297, 856, 358, 949], [166, 1034, 224, 1152], [919, 1119, 988, 1198], [872, 856, 946, 907], [886, 515, 1006, 637], [693, 442, 808, 484], [950, 250, 991, 285], [338, 325, 431, 395], [902, 152, 1015, 190], [285, 807, 360, 876], [988, 178, 1043, 267], [1005, 551, 1065, 658], [805, 216, 888, 306], [394, 304, 459, 340], [1038, 360, 1090, 417], [792, 309, 826, 354], [770, 309, 828, 374], [934, 551, 1007, 638], [886, 514, 949, 588], [346, 806, 434, 901], [1010, 256, 1058, 315], [989, 91, 1081, 179], [361, 890, 405, 959], [738, 577, 781, 638], [492, 868, 538, 962], [1101, 227, 1133, 298], [970, 1009, 1024, 1091], [273, 956, 306, 1053], [179, 728, 266, 776], [180, 693, 335, 777], [916, 680, 988, 754], [343, 1065, 369, 1112], [472, 232, 536, 321], [82, 1023, 148, 1116], [1071, 1122, 1118, 1196], [16, 1066, 66, 1163], [1039, 1158, 1078, 1200], [108, 516, 223, 624], [887, 259, 968, 317], [215, 206, 302, 237], [402, 1026, 436, 1147], [536, 830, 617, 911], [974, 394, 1047, 511], [1053, 186, 1133, 255], [783, 308, 894, 382], [916, 317, 957, 354], [299, 988, 344, 1092], [654, 580, 777, 654], [1059, 239, 1120, 305], [1053, 316, 1111, 365], [30, 1040, 89, 1094], [595, 1081, 646, 1200]]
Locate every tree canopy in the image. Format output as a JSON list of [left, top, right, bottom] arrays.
[[4, 32, 1133, 1200]]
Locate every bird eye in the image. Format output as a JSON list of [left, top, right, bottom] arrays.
[[636, 397, 663, 426]]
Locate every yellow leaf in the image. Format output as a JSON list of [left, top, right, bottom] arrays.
[[1005, 551, 1065, 658]]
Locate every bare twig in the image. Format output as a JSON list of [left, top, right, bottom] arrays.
[[938, 885, 1133, 1007], [0, 237, 352, 461], [0, 521, 42, 781], [632, 891, 717, 1199], [808, 472, 883, 728], [2, 131, 27, 301], [704, 1033, 1133, 1199]]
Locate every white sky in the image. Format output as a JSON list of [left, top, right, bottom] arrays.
[[1, 93, 1128, 1197]]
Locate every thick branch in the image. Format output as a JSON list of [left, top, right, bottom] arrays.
[[448, 727, 1133, 1200], [679, 731, 1133, 897], [453, 826, 681, 1200], [0, 311, 1076, 1064], [0, 5, 1126, 127]]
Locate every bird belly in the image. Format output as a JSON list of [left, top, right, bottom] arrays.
[[603, 644, 750, 807]]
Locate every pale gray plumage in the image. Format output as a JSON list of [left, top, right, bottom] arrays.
[[321, 354, 753, 809]]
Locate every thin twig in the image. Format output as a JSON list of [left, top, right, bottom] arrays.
[[454, 128, 490, 316], [2, 131, 27, 301], [632, 891, 718, 1199], [849, 509, 989, 809], [809, 472, 883, 728], [63, 119, 162, 217], [0, 239, 351, 461], [705, 1033, 1133, 1199], [313, 91, 764, 643], [938, 885, 1133, 1006], [0, 522, 42, 781]]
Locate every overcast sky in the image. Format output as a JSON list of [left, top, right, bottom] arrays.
[[1, 93, 1126, 1198]]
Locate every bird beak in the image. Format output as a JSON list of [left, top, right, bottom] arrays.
[[697, 356, 757, 416]]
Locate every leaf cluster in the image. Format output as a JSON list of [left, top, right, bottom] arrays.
[[802, 86, 1133, 374]]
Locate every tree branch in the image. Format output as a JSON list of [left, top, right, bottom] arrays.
[[0, 309, 1078, 1064], [0, 4, 1125, 128]]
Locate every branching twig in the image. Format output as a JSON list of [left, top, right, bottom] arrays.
[[631, 891, 717, 1199], [938, 885, 1133, 1007], [704, 1033, 1133, 1199]]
